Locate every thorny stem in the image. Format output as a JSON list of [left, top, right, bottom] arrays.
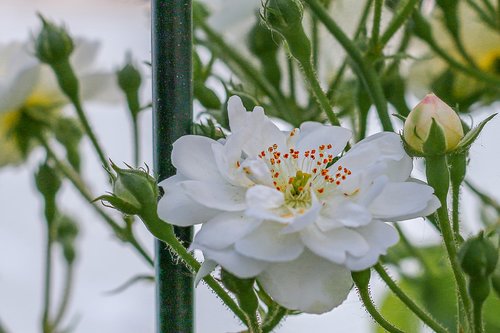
[[300, 62, 341, 126], [374, 264, 449, 333], [42, 226, 55, 333], [371, 0, 384, 51], [354, 283, 404, 333], [140, 213, 248, 326], [380, 0, 420, 47], [37, 135, 154, 266], [262, 306, 288, 333]]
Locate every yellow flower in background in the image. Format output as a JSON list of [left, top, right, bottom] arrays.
[[408, 3, 500, 105], [0, 39, 117, 167]]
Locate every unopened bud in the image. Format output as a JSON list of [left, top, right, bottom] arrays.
[[35, 163, 61, 199], [97, 162, 159, 217], [35, 15, 74, 65], [458, 232, 498, 279], [404, 93, 464, 155], [117, 54, 142, 117]]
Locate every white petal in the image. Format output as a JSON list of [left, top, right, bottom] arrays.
[[195, 212, 261, 250], [211, 134, 252, 187], [196, 245, 269, 278], [246, 185, 284, 210], [240, 158, 274, 186], [337, 132, 412, 182], [296, 122, 351, 156], [0, 65, 39, 113], [171, 135, 226, 182], [157, 176, 220, 226], [319, 199, 372, 230], [357, 175, 389, 206], [181, 180, 246, 211], [369, 182, 439, 221], [345, 222, 399, 271], [227, 95, 286, 157], [258, 251, 353, 314], [301, 225, 369, 263], [235, 222, 304, 262]]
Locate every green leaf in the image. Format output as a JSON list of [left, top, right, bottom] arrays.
[[456, 114, 497, 153]]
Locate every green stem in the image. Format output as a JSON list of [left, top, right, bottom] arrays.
[[437, 205, 473, 330], [452, 184, 461, 239], [38, 135, 154, 266], [132, 117, 140, 167], [262, 306, 288, 333], [300, 62, 341, 126], [51, 61, 109, 169], [371, 0, 384, 50], [380, 0, 420, 47], [52, 263, 74, 329], [141, 213, 248, 326], [326, 0, 373, 101], [473, 302, 484, 333], [374, 264, 449, 333], [304, 0, 394, 131], [42, 227, 54, 333], [312, 15, 319, 70], [196, 20, 298, 125], [246, 314, 262, 333], [354, 284, 404, 333], [287, 58, 296, 101]]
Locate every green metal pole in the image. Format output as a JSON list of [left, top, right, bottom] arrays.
[[152, 1, 193, 332]]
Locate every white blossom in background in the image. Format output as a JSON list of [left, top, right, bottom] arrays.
[[0, 39, 117, 166], [158, 96, 440, 314], [408, 3, 500, 99]]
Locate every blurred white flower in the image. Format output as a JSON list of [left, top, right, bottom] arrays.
[[0, 39, 117, 167], [408, 3, 500, 99], [158, 96, 440, 314]]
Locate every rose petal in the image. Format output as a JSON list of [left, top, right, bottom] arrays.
[[181, 180, 246, 211], [157, 176, 220, 226], [195, 212, 261, 250], [258, 251, 353, 314], [172, 135, 225, 182], [235, 222, 304, 262], [345, 222, 399, 271]]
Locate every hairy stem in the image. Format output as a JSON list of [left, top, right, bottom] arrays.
[[354, 283, 404, 333], [141, 213, 248, 326], [374, 264, 449, 333]]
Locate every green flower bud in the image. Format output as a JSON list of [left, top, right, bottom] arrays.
[[458, 232, 498, 279], [35, 163, 62, 199], [263, 0, 311, 64], [117, 54, 142, 118], [97, 162, 159, 218], [404, 93, 464, 155], [264, 0, 304, 34], [56, 215, 79, 264], [35, 15, 74, 65], [117, 56, 142, 96]]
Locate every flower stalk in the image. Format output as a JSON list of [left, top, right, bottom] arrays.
[[374, 264, 449, 333]]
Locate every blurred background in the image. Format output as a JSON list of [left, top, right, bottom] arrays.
[[0, 0, 499, 332]]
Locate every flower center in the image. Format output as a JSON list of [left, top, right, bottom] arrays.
[[257, 142, 352, 209]]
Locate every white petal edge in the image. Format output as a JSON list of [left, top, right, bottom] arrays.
[[258, 251, 353, 314]]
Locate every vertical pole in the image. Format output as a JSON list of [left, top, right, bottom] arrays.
[[151, 1, 193, 333]]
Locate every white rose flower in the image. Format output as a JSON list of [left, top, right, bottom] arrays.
[[0, 39, 118, 167], [158, 96, 440, 314]]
